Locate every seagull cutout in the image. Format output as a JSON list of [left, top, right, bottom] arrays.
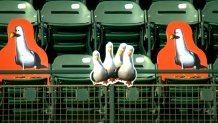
[[10, 26, 46, 70], [90, 50, 109, 86], [118, 45, 137, 87], [103, 42, 117, 84], [114, 43, 127, 82], [170, 28, 207, 77], [114, 43, 127, 68]]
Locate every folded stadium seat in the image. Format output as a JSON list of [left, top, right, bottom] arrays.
[[201, 0, 218, 64], [40, 1, 92, 63], [114, 55, 161, 122], [151, 0, 205, 10], [0, 0, 33, 3], [45, 0, 86, 3], [52, 55, 106, 122], [94, 2, 160, 122], [147, 1, 200, 62], [0, 1, 38, 51], [164, 78, 215, 122], [151, 0, 195, 7], [201, 1, 218, 121], [99, 0, 139, 3], [94, 1, 146, 59], [1, 78, 49, 122]]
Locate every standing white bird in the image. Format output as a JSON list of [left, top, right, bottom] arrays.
[[10, 26, 46, 70], [90, 50, 109, 86], [170, 28, 196, 70], [118, 45, 137, 87], [103, 42, 117, 84], [114, 43, 127, 68]]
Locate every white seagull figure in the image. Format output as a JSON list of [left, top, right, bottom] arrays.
[[103, 42, 117, 84], [114, 43, 127, 68], [90, 50, 109, 86], [10, 26, 46, 70], [118, 45, 137, 87], [170, 28, 195, 70]]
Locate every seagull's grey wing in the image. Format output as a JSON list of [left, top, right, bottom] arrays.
[[90, 71, 95, 82], [31, 51, 47, 69], [127, 67, 137, 81], [174, 56, 180, 65], [15, 56, 19, 65]]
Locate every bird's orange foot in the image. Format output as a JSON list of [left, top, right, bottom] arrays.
[[108, 78, 117, 84], [125, 81, 133, 87], [93, 82, 96, 86], [103, 80, 109, 86]]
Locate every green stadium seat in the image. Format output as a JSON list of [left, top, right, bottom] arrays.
[[0, 1, 38, 51], [1, 78, 49, 122], [45, 0, 87, 4], [202, 1, 218, 120], [40, 1, 93, 63], [113, 54, 159, 122], [0, 0, 33, 3], [51, 54, 105, 122], [99, 0, 139, 3], [147, 1, 200, 62], [201, 0, 218, 64], [164, 77, 215, 122], [94, 1, 146, 59], [114, 76, 160, 122]]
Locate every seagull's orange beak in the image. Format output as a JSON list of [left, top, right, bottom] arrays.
[[9, 32, 15, 38], [9, 32, 20, 38], [119, 50, 123, 56], [127, 51, 131, 56], [108, 48, 112, 52], [95, 56, 98, 61], [169, 34, 175, 39], [169, 34, 180, 39]]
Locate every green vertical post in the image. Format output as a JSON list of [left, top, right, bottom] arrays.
[[110, 85, 115, 123]]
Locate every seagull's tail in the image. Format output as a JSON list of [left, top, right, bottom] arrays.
[[196, 64, 207, 69], [36, 64, 47, 69]]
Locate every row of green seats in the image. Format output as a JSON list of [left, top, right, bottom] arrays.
[[0, 1, 218, 64]]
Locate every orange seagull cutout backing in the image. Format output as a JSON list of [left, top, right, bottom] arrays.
[[157, 21, 208, 82], [0, 18, 50, 85]]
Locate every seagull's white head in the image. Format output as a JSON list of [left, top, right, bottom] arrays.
[[126, 45, 134, 57], [10, 26, 24, 38], [169, 28, 183, 40], [117, 43, 127, 56], [93, 50, 100, 61], [105, 42, 114, 57], [106, 42, 113, 53], [175, 28, 183, 38], [123, 45, 134, 64]]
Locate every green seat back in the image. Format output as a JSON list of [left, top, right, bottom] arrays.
[[40, 1, 92, 62], [2, 78, 47, 115], [202, 1, 218, 64], [114, 53, 158, 121], [0, 1, 37, 51], [51, 55, 103, 117], [165, 77, 213, 113], [99, 0, 139, 3], [52, 54, 93, 79], [94, 1, 145, 57], [115, 76, 159, 122]]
